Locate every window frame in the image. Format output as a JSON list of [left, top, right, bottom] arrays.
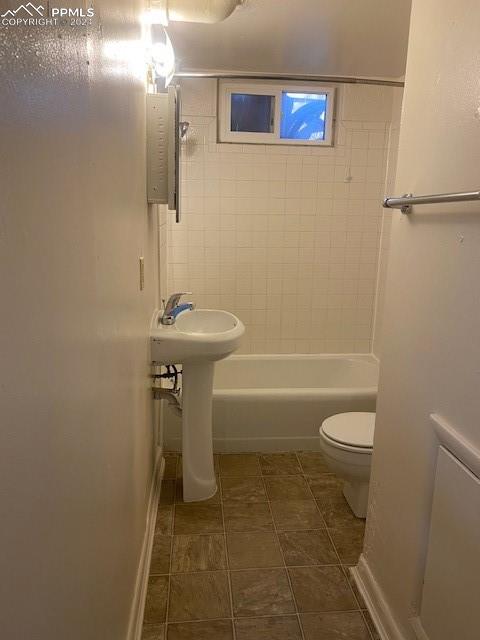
[[218, 81, 335, 146]]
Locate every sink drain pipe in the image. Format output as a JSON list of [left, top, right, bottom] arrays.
[[152, 365, 182, 417]]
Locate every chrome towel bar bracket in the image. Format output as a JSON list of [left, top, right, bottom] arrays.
[[383, 190, 480, 214]]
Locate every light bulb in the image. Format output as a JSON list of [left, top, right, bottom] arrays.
[[150, 27, 175, 87]]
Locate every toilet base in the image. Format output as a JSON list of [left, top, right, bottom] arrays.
[[343, 481, 370, 518]]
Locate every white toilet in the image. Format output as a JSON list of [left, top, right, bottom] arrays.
[[319, 412, 376, 518]]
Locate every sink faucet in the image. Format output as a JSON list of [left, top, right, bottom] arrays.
[[161, 292, 195, 325]]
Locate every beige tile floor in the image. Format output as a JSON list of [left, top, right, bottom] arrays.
[[142, 452, 380, 640]]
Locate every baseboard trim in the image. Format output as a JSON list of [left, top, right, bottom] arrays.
[[352, 555, 408, 640], [127, 448, 164, 640], [164, 435, 320, 453]]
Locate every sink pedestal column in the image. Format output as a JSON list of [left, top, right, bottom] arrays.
[[181, 361, 217, 502]]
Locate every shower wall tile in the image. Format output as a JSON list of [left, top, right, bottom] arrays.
[[168, 79, 398, 354], [372, 87, 404, 358]]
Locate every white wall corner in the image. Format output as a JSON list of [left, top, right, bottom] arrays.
[[127, 450, 165, 640], [341, 83, 394, 122], [352, 555, 410, 640], [178, 77, 217, 117]]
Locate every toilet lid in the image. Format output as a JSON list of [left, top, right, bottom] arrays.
[[321, 412, 375, 448]]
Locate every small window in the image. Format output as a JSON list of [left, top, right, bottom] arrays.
[[280, 91, 327, 141], [219, 81, 334, 146], [231, 93, 275, 133]]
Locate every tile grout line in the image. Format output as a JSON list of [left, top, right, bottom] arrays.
[[303, 455, 374, 639], [163, 456, 177, 632], [361, 608, 377, 640], [219, 474, 237, 640], [265, 457, 306, 640], [161, 608, 365, 626], [156, 452, 370, 638], [149, 559, 352, 577], [304, 459, 364, 610]]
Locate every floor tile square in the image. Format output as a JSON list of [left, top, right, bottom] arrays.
[[297, 452, 330, 475], [144, 575, 169, 624], [221, 477, 267, 503], [174, 505, 224, 534], [317, 498, 364, 529], [155, 506, 173, 535], [227, 531, 283, 569], [166, 619, 233, 639], [300, 612, 370, 640], [223, 502, 274, 532], [329, 526, 365, 564], [235, 615, 302, 640], [259, 453, 302, 476], [141, 623, 165, 640], [168, 571, 231, 622], [306, 475, 343, 503], [159, 480, 176, 505], [278, 530, 338, 566], [219, 454, 261, 477], [270, 500, 325, 530], [171, 534, 226, 573], [288, 566, 356, 612], [231, 568, 295, 617], [150, 534, 172, 575], [264, 476, 311, 501]]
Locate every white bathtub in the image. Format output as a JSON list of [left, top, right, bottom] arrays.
[[164, 354, 379, 452]]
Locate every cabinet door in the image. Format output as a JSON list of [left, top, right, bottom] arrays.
[[419, 446, 480, 640]]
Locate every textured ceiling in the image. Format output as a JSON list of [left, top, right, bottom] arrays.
[[168, 0, 412, 79]]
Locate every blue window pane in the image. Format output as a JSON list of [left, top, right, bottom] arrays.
[[231, 93, 275, 133], [280, 92, 327, 141]]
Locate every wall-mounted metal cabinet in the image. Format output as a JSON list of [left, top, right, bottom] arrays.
[[146, 86, 181, 222]]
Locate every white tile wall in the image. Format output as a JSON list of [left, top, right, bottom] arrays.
[[372, 87, 404, 357], [167, 79, 399, 354], [158, 203, 168, 299]]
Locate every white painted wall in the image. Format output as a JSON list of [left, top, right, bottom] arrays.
[[361, 0, 480, 637], [0, 2, 163, 638], [170, 78, 398, 353]]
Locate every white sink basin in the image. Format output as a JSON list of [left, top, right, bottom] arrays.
[[151, 308, 244, 365]]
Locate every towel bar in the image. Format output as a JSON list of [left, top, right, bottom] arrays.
[[383, 190, 480, 214]]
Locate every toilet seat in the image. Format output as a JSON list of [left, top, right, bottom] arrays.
[[320, 412, 375, 450]]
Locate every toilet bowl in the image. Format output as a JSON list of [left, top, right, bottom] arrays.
[[319, 412, 375, 518]]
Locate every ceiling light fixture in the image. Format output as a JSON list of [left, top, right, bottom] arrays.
[[150, 27, 176, 87], [146, 0, 244, 25]]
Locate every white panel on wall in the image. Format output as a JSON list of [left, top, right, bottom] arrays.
[[418, 446, 480, 640], [146, 93, 169, 203]]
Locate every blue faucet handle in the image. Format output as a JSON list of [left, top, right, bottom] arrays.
[[171, 302, 194, 319]]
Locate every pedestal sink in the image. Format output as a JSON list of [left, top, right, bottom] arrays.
[[151, 309, 244, 502]]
